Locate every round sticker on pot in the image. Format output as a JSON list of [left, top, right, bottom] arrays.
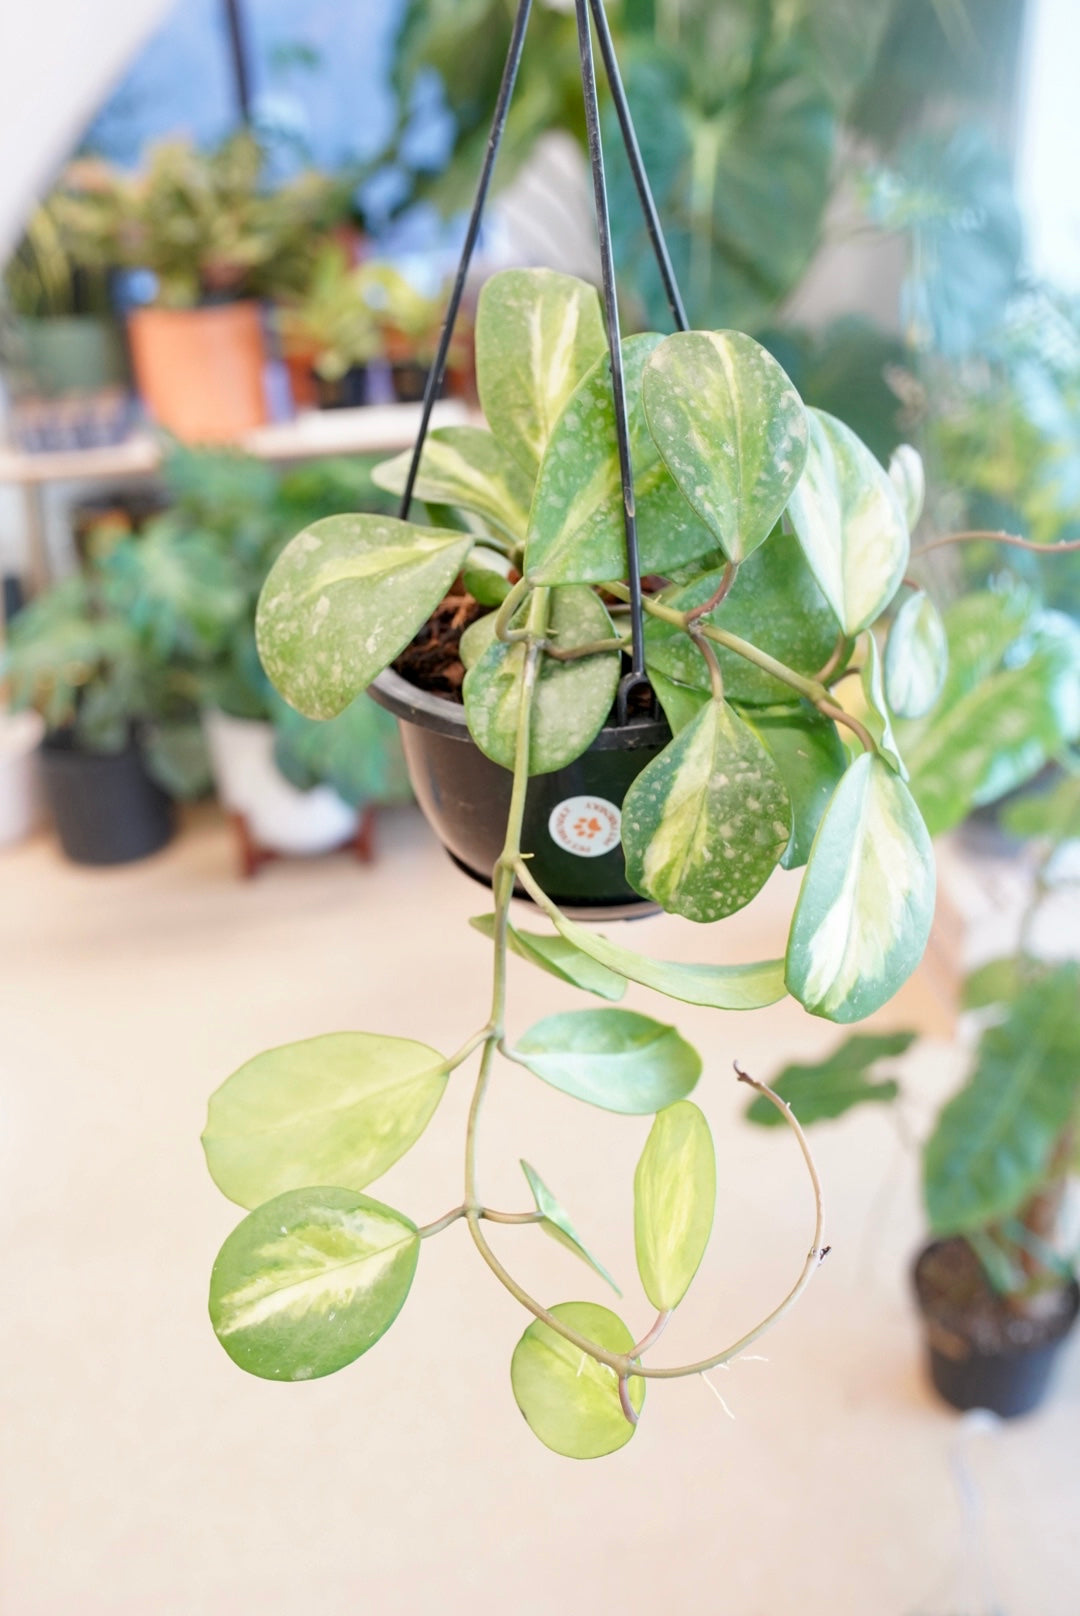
[[548, 796, 621, 859]]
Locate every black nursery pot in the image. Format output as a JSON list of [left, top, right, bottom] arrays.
[[313, 366, 369, 409], [370, 668, 670, 919], [913, 1241, 1080, 1419], [39, 734, 173, 866], [389, 362, 446, 404]]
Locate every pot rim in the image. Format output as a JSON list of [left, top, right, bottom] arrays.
[[912, 1236, 1080, 1355], [370, 666, 671, 749]]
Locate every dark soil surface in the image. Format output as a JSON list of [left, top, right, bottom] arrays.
[[392, 592, 485, 702], [915, 1237, 1077, 1356]]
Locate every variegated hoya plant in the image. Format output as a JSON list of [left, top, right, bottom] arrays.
[[201, 268, 946, 1457]]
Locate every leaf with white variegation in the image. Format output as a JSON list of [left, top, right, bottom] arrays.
[[209, 1188, 419, 1381], [888, 444, 925, 530], [885, 591, 947, 718], [641, 329, 808, 562], [511, 1302, 644, 1458], [463, 586, 619, 774], [475, 268, 607, 476], [856, 631, 907, 777], [786, 409, 909, 634], [634, 1102, 716, 1311], [469, 914, 625, 1002], [515, 1008, 701, 1114], [786, 754, 935, 1023], [256, 514, 473, 719], [621, 700, 791, 922], [520, 1161, 620, 1293], [742, 703, 848, 869], [371, 427, 533, 545], [202, 1032, 448, 1210]]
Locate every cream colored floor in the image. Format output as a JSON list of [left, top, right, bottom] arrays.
[[2, 805, 1077, 1615]]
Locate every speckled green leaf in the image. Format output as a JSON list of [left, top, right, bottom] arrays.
[[786, 754, 935, 1023], [256, 514, 473, 719], [515, 1009, 702, 1115], [520, 1161, 620, 1293], [463, 586, 619, 775], [857, 631, 907, 777], [372, 427, 533, 545], [209, 1188, 419, 1382], [525, 335, 716, 584], [641, 330, 808, 563], [644, 529, 840, 705], [621, 700, 791, 922], [884, 591, 948, 719], [742, 704, 847, 870], [476, 268, 607, 477], [888, 444, 925, 530], [202, 1032, 448, 1210], [786, 409, 909, 634], [634, 1101, 716, 1311], [511, 1301, 643, 1458], [469, 914, 625, 1002]]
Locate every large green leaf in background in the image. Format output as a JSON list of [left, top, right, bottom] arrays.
[[520, 1161, 620, 1294], [475, 268, 608, 477], [621, 699, 791, 922], [372, 427, 535, 545], [786, 409, 909, 635], [209, 1188, 420, 1381], [924, 965, 1080, 1235], [469, 914, 626, 1002], [511, 1301, 644, 1458], [644, 529, 840, 705], [786, 753, 935, 1023], [256, 514, 473, 719], [463, 587, 620, 774], [742, 703, 848, 870], [515, 1009, 702, 1115], [203, 1032, 448, 1209], [642, 330, 808, 563], [745, 1031, 914, 1126], [634, 1101, 716, 1311], [271, 692, 412, 808], [884, 590, 947, 719]]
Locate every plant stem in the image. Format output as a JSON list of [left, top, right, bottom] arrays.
[[493, 576, 532, 643], [693, 630, 725, 700], [632, 1309, 673, 1358], [913, 529, 1080, 559], [541, 636, 627, 662], [685, 562, 737, 623], [417, 1206, 545, 1240]]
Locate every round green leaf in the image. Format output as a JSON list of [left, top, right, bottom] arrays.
[[463, 586, 619, 775], [786, 409, 909, 635], [785, 754, 935, 1023], [372, 427, 534, 545], [642, 330, 809, 563], [256, 513, 474, 719], [621, 699, 791, 922], [515, 1008, 702, 1114], [884, 590, 948, 719], [209, 1188, 419, 1382], [202, 1032, 448, 1209], [741, 703, 847, 870], [634, 1101, 716, 1311], [510, 1301, 644, 1458]]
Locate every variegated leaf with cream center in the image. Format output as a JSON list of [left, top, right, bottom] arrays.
[[372, 426, 534, 545], [641, 329, 809, 563], [741, 703, 848, 869], [621, 699, 791, 922], [209, 1188, 419, 1382], [884, 590, 948, 718], [786, 409, 909, 635], [785, 753, 935, 1023], [855, 630, 907, 777]]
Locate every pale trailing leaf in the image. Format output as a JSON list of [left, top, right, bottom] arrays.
[[463, 586, 619, 774], [510, 1301, 644, 1458], [515, 1008, 702, 1115], [209, 1188, 419, 1381], [745, 1032, 914, 1127], [469, 914, 625, 1002], [520, 1161, 621, 1293], [202, 1032, 448, 1210], [621, 700, 791, 922], [641, 329, 809, 562], [256, 514, 473, 719], [786, 754, 935, 1023], [525, 334, 716, 584], [634, 1101, 716, 1311], [372, 427, 533, 545], [884, 591, 948, 718], [888, 444, 925, 529], [475, 268, 607, 476], [742, 703, 848, 869], [786, 409, 909, 634]]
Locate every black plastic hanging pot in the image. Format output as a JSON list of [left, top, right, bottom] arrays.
[[913, 1241, 1080, 1419], [38, 733, 173, 866], [370, 668, 669, 919]]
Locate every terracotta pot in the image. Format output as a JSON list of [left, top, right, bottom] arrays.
[[127, 302, 268, 442]]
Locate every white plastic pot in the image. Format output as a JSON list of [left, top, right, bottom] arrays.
[[0, 710, 44, 848], [203, 710, 358, 856]]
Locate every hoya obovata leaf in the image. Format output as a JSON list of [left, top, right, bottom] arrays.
[[884, 590, 948, 719], [469, 914, 626, 1002], [372, 426, 534, 545], [515, 1008, 702, 1115], [510, 1301, 644, 1458], [634, 1101, 716, 1311], [741, 703, 847, 870], [209, 1187, 419, 1382]]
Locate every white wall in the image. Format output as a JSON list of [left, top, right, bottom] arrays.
[[1015, 0, 1080, 291]]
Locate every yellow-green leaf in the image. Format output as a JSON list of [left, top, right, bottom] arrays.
[[520, 1161, 620, 1293], [510, 1301, 644, 1458], [634, 1101, 716, 1311]]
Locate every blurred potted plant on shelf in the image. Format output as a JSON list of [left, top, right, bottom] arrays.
[[359, 262, 458, 402], [53, 134, 355, 442], [275, 243, 381, 410]]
